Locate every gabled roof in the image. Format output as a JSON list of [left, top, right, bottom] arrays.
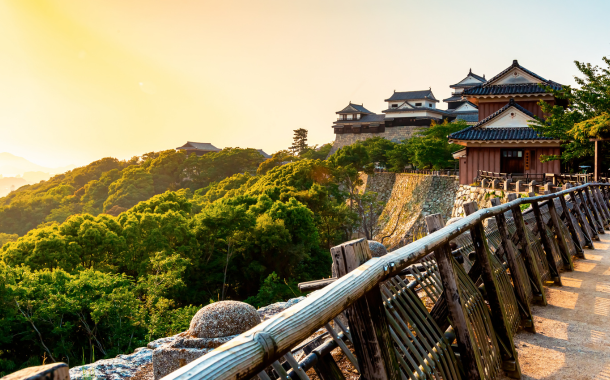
[[385, 90, 439, 102], [452, 101, 478, 112], [463, 60, 562, 96], [336, 103, 373, 114], [448, 99, 554, 141], [450, 69, 486, 88], [177, 142, 221, 151]]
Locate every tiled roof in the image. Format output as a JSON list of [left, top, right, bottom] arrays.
[[336, 103, 373, 114], [443, 95, 466, 102], [463, 83, 562, 96], [452, 113, 479, 123], [385, 90, 438, 102], [463, 60, 562, 96], [449, 127, 551, 141], [177, 142, 221, 151], [448, 99, 553, 141], [453, 101, 478, 112], [450, 69, 486, 87]]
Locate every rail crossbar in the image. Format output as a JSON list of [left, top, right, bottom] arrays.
[[162, 182, 608, 380]]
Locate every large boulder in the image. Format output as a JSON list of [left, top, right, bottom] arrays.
[[153, 301, 262, 379], [189, 300, 261, 338]]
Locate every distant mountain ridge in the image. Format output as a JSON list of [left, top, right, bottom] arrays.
[[0, 152, 75, 177]]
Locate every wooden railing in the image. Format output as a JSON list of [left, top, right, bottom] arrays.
[[373, 168, 460, 176], [162, 182, 610, 380]]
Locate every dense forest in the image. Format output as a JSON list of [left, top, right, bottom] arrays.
[[0, 122, 466, 374]]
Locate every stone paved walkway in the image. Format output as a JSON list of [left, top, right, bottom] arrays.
[[501, 235, 610, 380]]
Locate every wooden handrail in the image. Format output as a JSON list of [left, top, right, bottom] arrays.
[[162, 182, 608, 380]]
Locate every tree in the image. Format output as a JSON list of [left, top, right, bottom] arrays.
[[257, 150, 295, 175], [403, 120, 467, 169], [299, 143, 333, 160], [531, 57, 610, 170], [290, 128, 308, 156], [357, 137, 398, 169]]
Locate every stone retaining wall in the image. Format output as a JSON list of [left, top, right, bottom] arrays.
[[451, 185, 506, 218], [359, 173, 460, 250]]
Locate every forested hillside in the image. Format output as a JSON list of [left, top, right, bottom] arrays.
[[0, 149, 356, 373], [0, 148, 265, 235]]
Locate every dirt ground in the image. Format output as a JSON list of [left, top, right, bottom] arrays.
[[500, 235, 610, 380]]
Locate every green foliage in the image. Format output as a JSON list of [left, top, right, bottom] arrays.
[[244, 272, 302, 308], [531, 57, 610, 168], [356, 137, 398, 168], [290, 128, 309, 156], [257, 150, 296, 176], [0, 149, 264, 236], [299, 143, 333, 160], [329, 143, 371, 172], [0, 156, 365, 370], [402, 120, 467, 169]]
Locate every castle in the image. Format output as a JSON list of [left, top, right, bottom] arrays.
[[328, 69, 485, 155], [329, 60, 565, 185]]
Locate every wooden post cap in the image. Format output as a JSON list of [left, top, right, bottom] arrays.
[[463, 201, 479, 216], [424, 213, 445, 233]]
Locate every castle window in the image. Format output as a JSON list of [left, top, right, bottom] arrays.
[[415, 102, 422, 107], [391, 104, 398, 108], [356, 114, 361, 120], [347, 114, 353, 120], [429, 103, 432, 107]]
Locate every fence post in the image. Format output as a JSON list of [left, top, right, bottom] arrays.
[[462, 202, 523, 378], [593, 185, 610, 225], [504, 178, 512, 192], [529, 192, 562, 285], [330, 239, 400, 380], [547, 198, 575, 271], [515, 180, 522, 193], [579, 188, 605, 234], [570, 189, 598, 244], [481, 179, 488, 188], [585, 186, 608, 230], [488, 198, 536, 331], [492, 179, 500, 190], [424, 214, 482, 380], [506, 193, 547, 305], [529, 181, 537, 194], [543, 183, 552, 193], [557, 192, 585, 258]]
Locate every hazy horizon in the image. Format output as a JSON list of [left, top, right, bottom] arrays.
[[2, 0, 610, 167]]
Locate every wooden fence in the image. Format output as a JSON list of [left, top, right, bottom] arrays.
[[159, 182, 610, 380]]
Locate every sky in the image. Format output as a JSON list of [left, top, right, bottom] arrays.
[[1, 0, 610, 168]]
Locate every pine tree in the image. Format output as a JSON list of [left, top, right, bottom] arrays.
[[290, 128, 308, 156]]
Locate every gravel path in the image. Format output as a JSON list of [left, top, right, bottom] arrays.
[[500, 235, 610, 380]]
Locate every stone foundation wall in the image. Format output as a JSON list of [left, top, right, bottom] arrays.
[[360, 173, 460, 250], [328, 126, 422, 155], [451, 185, 507, 218]]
